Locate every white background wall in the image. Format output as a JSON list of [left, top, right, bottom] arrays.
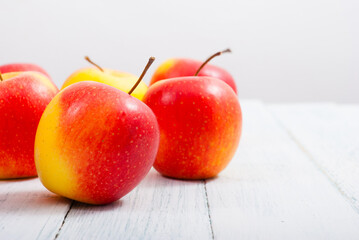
[[1, 0, 358, 102]]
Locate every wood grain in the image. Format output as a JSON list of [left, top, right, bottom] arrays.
[[205, 101, 359, 240], [56, 170, 212, 240], [0, 178, 70, 240], [270, 103, 359, 211]]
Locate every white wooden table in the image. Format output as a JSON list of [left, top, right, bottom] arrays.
[[1, 101, 359, 240]]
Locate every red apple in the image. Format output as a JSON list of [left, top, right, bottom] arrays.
[[34, 58, 159, 204], [150, 49, 237, 93], [0, 63, 52, 79], [143, 76, 242, 179], [0, 71, 59, 179]]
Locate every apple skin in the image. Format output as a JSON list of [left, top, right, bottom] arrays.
[[0, 63, 52, 79], [62, 68, 148, 101], [150, 58, 237, 94], [0, 72, 59, 179], [35, 81, 160, 205], [143, 76, 242, 179]]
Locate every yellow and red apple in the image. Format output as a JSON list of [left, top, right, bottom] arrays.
[[35, 58, 159, 204], [62, 57, 148, 100], [143, 76, 242, 179], [150, 49, 237, 93], [35, 81, 159, 204], [0, 71, 59, 179]]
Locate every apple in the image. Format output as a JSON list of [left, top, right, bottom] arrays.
[[150, 49, 237, 93], [143, 76, 242, 179], [35, 58, 159, 204], [0, 71, 59, 179], [0, 62, 52, 79], [61, 56, 148, 100]]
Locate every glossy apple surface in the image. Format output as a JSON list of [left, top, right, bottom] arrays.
[[150, 58, 237, 93], [0, 72, 59, 179], [143, 77, 242, 179], [0, 63, 52, 79], [62, 68, 148, 100], [35, 81, 159, 204]]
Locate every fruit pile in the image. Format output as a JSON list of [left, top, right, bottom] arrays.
[[0, 49, 242, 205]]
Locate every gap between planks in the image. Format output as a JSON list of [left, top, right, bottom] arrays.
[[203, 180, 215, 240], [54, 200, 74, 240]]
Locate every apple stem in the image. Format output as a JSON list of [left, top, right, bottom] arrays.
[[194, 48, 232, 76], [85, 56, 104, 72], [0, 72, 3, 81], [128, 57, 155, 95]]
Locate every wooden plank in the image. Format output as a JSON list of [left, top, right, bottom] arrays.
[[0, 178, 71, 240], [205, 101, 359, 240], [56, 169, 212, 240], [2, 102, 359, 240], [269, 103, 359, 210]]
